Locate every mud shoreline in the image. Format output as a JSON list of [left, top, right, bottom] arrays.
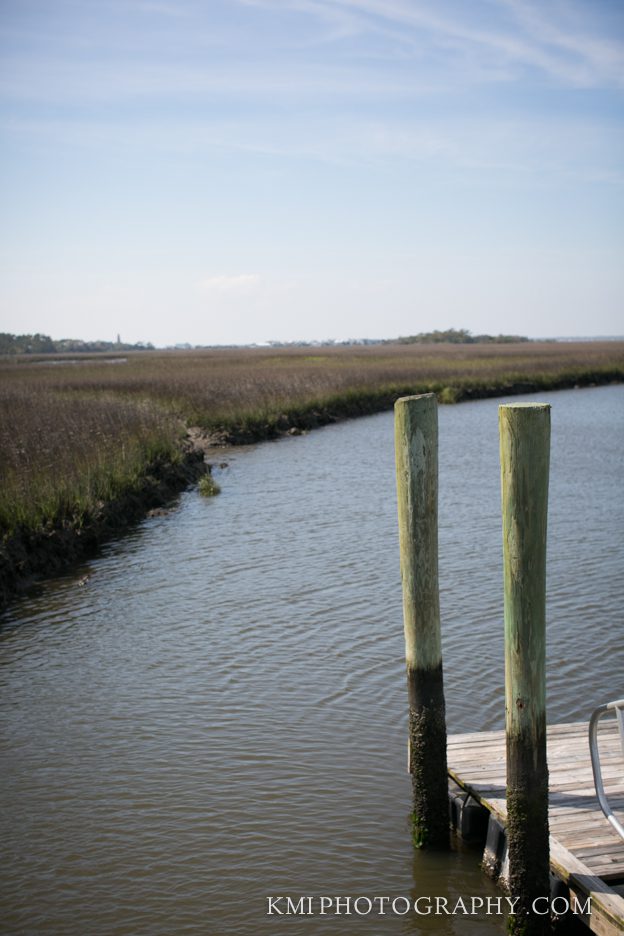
[[201, 369, 623, 444], [0, 446, 207, 611]]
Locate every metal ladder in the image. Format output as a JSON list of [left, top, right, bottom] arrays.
[[589, 699, 624, 841]]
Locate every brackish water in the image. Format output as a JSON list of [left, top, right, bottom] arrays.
[[1, 385, 623, 936]]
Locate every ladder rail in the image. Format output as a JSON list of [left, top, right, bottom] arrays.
[[589, 699, 624, 841]]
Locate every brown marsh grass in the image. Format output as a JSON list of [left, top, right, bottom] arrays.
[[1, 340, 623, 538], [0, 385, 183, 535]]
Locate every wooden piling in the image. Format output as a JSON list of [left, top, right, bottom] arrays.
[[395, 393, 448, 849], [499, 403, 551, 935]]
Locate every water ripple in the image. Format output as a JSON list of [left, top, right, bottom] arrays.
[[1, 386, 623, 935]]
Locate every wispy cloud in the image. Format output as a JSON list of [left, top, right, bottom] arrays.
[[242, 0, 624, 89], [1, 2, 622, 188], [502, 0, 624, 84], [239, 0, 365, 44], [1, 0, 622, 121], [0, 57, 442, 104], [4, 107, 622, 186]]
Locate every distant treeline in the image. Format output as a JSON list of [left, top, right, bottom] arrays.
[[0, 333, 154, 355], [397, 329, 530, 344], [2, 328, 531, 355]]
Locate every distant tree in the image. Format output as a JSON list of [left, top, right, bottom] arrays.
[[26, 333, 56, 353], [0, 332, 55, 354], [0, 332, 156, 354], [397, 328, 528, 344], [0, 333, 18, 354]]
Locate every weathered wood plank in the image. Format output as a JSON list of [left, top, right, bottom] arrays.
[[447, 720, 624, 936], [549, 839, 624, 936]]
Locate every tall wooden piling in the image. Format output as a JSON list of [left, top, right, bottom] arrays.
[[395, 393, 448, 849], [499, 403, 551, 935]]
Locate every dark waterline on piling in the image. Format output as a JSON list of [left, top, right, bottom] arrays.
[[1, 385, 623, 935]]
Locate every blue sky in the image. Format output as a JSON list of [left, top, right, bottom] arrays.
[[1, 0, 623, 345]]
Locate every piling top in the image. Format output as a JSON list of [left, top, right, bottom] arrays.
[[395, 392, 436, 407], [499, 402, 551, 409]]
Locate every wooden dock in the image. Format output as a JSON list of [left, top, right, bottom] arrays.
[[447, 720, 624, 935]]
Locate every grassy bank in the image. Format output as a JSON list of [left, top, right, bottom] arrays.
[[0, 388, 206, 606], [1, 340, 623, 605]]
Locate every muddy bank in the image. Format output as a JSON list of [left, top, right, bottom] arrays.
[[202, 370, 624, 445], [0, 446, 207, 611]]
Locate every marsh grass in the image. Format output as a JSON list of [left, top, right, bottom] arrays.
[[0, 386, 183, 536], [1, 340, 623, 540]]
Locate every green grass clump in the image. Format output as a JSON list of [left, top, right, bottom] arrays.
[[438, 386, 460, 404], [198, 474, 221, 497]]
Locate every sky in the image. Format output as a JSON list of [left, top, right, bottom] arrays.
[[0, 0, 623, 346]]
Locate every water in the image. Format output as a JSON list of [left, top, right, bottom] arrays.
[[1, 385, 622, 935]]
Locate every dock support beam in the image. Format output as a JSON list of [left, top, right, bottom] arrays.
[[499, 403, 551, 935], [395, 393, 448, 849]]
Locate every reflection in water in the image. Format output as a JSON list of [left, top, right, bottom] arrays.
[[1, 385, 622, 935]]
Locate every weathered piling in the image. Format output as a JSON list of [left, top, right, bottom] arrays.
[[499, 403, 551, 935], [395, 393, 448, 849]]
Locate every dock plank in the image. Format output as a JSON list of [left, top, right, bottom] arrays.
[[447, 721, 624, 936]]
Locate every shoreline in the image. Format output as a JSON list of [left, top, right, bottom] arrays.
[[0, 446, 207, 611], [1, 369, 622, 611], [199, 367, 623, 444]]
